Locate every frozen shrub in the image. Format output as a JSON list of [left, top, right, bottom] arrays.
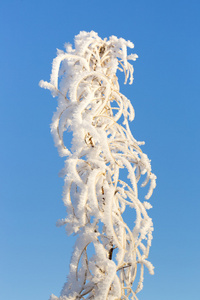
[[40, 31, 156, 300]]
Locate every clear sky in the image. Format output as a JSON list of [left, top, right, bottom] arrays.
[[1, 0, 200, 299]]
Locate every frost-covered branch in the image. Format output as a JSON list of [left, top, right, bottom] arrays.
[[40, 31, 156, 300]]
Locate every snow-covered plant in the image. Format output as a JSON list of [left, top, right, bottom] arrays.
[[40, 31, 156, 300]]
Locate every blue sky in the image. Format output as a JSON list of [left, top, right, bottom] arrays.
[[1, 0, 200, 299]]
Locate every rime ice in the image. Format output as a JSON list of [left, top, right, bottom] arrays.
[[40, 31, 156, 300]]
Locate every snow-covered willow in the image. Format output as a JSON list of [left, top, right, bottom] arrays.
[[40, 31, 156, 300]]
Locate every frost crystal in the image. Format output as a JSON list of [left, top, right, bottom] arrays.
[[40, 31, 156, 300]]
